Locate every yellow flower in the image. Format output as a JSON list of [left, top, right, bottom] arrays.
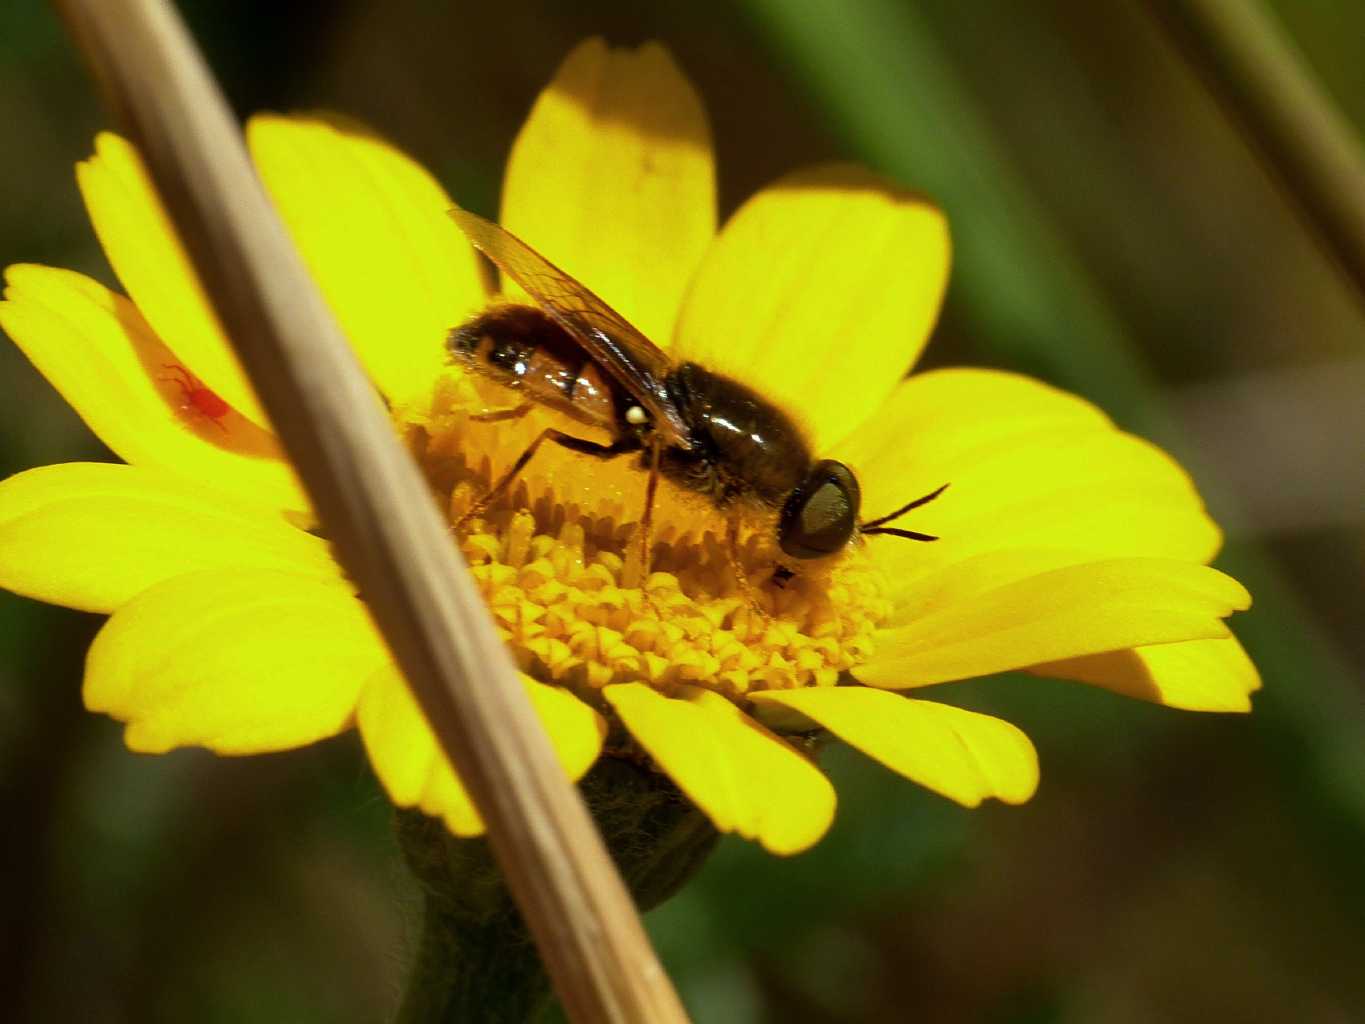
[[0, 39, 1257, 856]]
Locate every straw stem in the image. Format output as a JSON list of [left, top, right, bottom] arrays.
[[50, 2, 689, 1020]]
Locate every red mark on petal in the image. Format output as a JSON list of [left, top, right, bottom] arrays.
[[161, 363, 230, 433]]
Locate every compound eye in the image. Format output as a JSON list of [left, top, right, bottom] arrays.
[[779, 460, 861, 559]]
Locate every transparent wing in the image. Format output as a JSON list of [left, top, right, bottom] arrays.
[[449, 206, 692, 447]]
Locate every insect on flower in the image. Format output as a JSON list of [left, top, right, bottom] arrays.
[[160, 363, 230, 433], [446, 207, 947, 581], [0, 39, 1261, 861]]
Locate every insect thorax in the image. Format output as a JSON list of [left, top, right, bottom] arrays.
[[662, 363, 812, 510]]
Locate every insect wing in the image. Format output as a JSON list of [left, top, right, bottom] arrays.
[[449, 206, 692, 447]]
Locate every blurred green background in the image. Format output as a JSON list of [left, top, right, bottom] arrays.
[[2, 1, 1363, 1021]]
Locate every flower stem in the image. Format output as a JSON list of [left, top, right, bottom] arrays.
[[395, 887, 548, 1024], [394, 756, 718, 1022]]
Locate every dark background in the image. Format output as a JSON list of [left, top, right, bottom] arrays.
[[2, 1, 1363, 1021]]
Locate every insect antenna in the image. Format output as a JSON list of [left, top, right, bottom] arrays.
[[860, 482, 950, 543], [861, 525, 940, 542]]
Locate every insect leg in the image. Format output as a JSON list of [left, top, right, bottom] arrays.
[[636, 437, 663, 578], [458, 427, 635, 529], [158, 363, 193, 396], [469, 401, 533, 423], [725, 513, 768, 622], [198, 409, 230, 435]]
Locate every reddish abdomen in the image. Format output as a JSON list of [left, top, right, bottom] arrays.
[[448, 304, 618, 430]]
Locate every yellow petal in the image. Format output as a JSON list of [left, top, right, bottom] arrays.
[[0, 265, 307, 512], [886, 546, 1216, 626], [751, 687, 1038, 806], [85, 570, 385, 754], [859, 557, 1250, 689], [247, 114, 487, 405], [502, 38, 715, 344], [357, 665, 605, 837], [836, 368, 1109, 518], [837, 369, 1220, 579], [356, 664, 477, 835], [854, 367, 1110, 440], [673, 164, 949, 451], [0, 463, 339, 614], [1030, 635, 1260, 712], [604, 682, 835, 855], [77, 133, 268, 426]]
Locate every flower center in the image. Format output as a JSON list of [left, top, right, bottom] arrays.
[[399, 374, 891, 707]]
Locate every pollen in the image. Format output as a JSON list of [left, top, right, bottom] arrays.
[[398, 375, 893, 709]]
